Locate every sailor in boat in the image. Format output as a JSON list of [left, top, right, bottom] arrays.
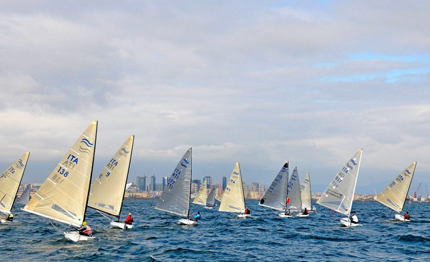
[[191, 211, 201, 221], [245, 207, 250, 215], [303, 208, 308, 215], [207, 204, 212, 208], [404, 211, 410, 220], [77, 221, 93, 237], [284, 209, 291, 216], [124, 212, 133, 225], [1, 213, 13, 222], [349, 213, 358, 224]]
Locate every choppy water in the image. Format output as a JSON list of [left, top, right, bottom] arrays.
[[1, 201, 430, 261]]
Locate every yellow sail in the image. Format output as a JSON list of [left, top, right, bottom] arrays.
[[23, 121, 97, 227], [88, 135, 134, 218], [0, 152, 30, 214], [193, 180, 207, 206], [219, 162, 245, 213]]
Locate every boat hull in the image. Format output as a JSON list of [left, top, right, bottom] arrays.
[[394, 214, 410, 222], [237, 214, 251, 218], [110, 221, 133, 229], [178, 219, 197, 225], [64, 231, 95, 242], [340, 218, 360, 227], [204, 206, 214, 210], [278, 213, 293, 218], [296, 214, 309, 218]]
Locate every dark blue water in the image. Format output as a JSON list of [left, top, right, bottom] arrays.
[[1, 201, 429, 261]]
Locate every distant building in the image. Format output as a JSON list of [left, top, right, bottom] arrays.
[[203, 176, 212, 188], [137, 176, 147, 191], [222, 176, 227, 190], [251, 182, 259, 192], [151, 175, 156, 191], [162, 176, 168, 191], [193, 179, 201, 191]]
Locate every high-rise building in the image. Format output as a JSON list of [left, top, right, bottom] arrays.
[[251, 182, 259, 192], [203, 176, 212, 188], [162, 176, 168, 191], [151, 175, 156, 191], [222, 176, 227, 190], [192, 179, 201, 191], [137, 176, 147, 191]]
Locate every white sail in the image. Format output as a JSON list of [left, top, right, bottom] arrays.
[[23, 121, 97, 227], [376, 162, 416, 213], [88, 135, 134, 218], [156, 148, 192, 218], [259, 162, 289, 211], [219, 162, 246, 213], [317, 149, 363, 216], [207, 187, 216, 206], [0, 152, 30, 214], [286, 167, 302, 212], [17, 185, 31, 205], [193, 180, 207, 206], [301, 173, 312, 210]]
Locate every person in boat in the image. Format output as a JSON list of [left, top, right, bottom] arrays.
[[404, 211, 410, 220], [303, 208, 308, 215], [124, 212, 133, 225], [350, 213, 359, 224], [244, 207, 250, 215], [78, 221, 93, 236], [1, 213, 13, 221], [207, 204, 212, 208], [192, 211, 201, 221], [285, 209, 291, 215]]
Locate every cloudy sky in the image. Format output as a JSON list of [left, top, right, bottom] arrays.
[[1, 1, 429, 194]]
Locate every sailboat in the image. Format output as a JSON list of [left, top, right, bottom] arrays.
[[23, 121, 97, 241], [156, 148, 195, 225], [0, 152, 30, 223], [298, 172, 314, 216], [280, 167, 302, 218], [219, 162, 249, 218], [88, 135, 135, 229], [17, 185, 31, 205], [375, 162, 416, 222], [317, 149, 363, 227], [193, 180, 208, 206], [206, 187, 217, 209], [259, 162, 289, 212]]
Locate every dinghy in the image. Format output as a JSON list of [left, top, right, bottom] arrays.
[[23, 121, 97, 241], [375, 162, 416, 222], [193, 180, 208, 206], [259, 162, 289, 212], [298, 172, 313, 217], [156, 148, 196, 225], [88, 135, 135, 229], [317, 149, 363, 227], [0, 152, 30, 223], [205, 187, 217, 209], [219, 162, 249, 218], [280, 167, 302, 218]]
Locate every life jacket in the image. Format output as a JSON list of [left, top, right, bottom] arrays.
[[125, 216, 133, 224], [84, 225, 92, 235]]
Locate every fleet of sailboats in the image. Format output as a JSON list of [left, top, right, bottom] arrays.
[[219, 162, 249, 218], [0, 152, 30, 223], [317, 149, 363, 227], [155, 148, 195, 225], [88, 135, 135, 229], [376, 162, 416, 222], [23, 121, 98, 241]]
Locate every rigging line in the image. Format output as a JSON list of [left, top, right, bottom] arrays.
[[49, 219, 64, 233], [330, 209, 342, 221], [97, 210, 114, 221]]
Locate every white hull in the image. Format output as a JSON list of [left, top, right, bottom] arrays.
[[340, 218, 360, 227], [278, 213, 293, 218], [394, 214, 410, 222], [110, 221, 133, 229], [237, 214, 251, 218], [0, 219, 12, 224], [178, 219, 197, 225], [204, 206, 214, 210], [296, 213, 309, 218], [64, 231, 95, 242]]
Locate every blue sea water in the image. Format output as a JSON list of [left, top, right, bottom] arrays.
[[1, 201, 429, 261]]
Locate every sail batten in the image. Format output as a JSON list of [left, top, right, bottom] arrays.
[[0, 152, 30, 214], [156, 148, 192, 218], [259, 162, 289, 211], [317, 149, 363, 216], [376, 162, 416, 213], [88, 135, 134, 218], [23, 121, 98, 227], [219, 162, 246, 213]]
